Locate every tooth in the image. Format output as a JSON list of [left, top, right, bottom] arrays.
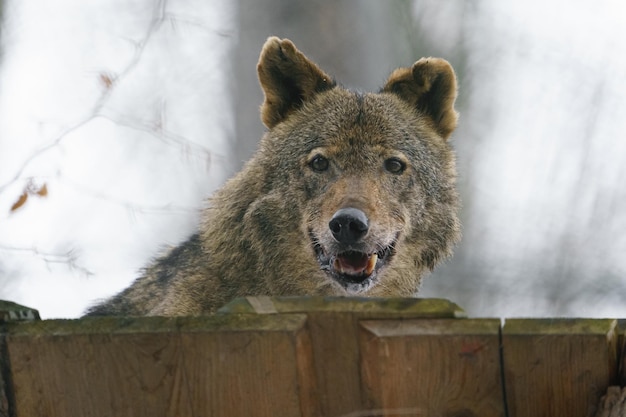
[[333, 258, 344, 274], [365, 253, 378, 275]]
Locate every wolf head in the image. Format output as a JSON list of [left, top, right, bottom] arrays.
[[209, 37, 460, 299]]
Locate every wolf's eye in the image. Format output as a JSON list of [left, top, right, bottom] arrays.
[[309, 155, 329, 172], [384, 157, 406, 174]]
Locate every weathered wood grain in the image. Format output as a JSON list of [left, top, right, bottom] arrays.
[[220, 296, 467, 416], [1, 298, 622, 417], [502, 319, 618, 417], [5, 314, 315, 417], [219, 296, 466, 318], [358, 318, 504, 417], [618, 319, 626, 386]]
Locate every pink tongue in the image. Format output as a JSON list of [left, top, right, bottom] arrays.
[[336, 252, 369, 274]]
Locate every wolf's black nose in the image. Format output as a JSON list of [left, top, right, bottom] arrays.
[[329, 208, 369, 243]]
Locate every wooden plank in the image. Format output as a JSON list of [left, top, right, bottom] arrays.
[[502, 318, 618, 417], [0, 300, 40, 417], [358, 318, 504, 417], [0, 300, 40, 322], [0, 331, 10, 417], [5, 314, 316, 417], [618, 319, 626, 386], [176, 316, 319, 417], [220, 296, 467, 416], [219, 296, 466, 318]]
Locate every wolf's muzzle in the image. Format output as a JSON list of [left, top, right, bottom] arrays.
[[328, 208, 369, 244]]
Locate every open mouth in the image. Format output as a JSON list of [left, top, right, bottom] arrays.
[[310, 234, 397, 293], [333, 251, 378, 278]]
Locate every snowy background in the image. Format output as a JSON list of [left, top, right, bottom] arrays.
[[1, 0, 625, 318]]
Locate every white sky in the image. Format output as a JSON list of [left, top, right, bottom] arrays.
[[0, 0, 236, 317]]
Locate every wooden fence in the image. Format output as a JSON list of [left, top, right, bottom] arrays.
[[0, 297, 624, 417]]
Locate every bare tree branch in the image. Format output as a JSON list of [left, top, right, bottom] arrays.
[[0, 0, 168, 194], [0, 245, 93, 277]]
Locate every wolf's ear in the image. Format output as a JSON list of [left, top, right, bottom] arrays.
[[383, 58, 458, 140], [257, 37, 336, 129]]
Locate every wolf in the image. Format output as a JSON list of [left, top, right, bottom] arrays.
[[86, 37, 460, 316]]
